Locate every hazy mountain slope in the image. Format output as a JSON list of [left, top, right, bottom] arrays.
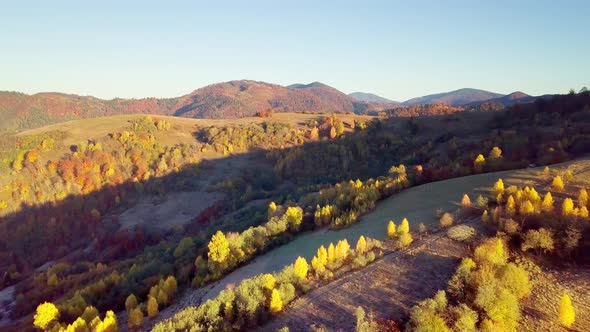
[[349, 92, 398, 104], [464, 91, 535, 107], [403, 88, 503, 106]]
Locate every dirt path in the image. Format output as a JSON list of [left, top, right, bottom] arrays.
[[258, 232, 470, 331]]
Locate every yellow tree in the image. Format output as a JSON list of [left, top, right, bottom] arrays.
[[489, 146, 502, 159], [519, 200, 535, 217], [399, 218, 410, 234], [506, 195, 516, 216], [474, 154, 486, 172], [335, 239, 350, 260], [580, 206, 589, 219], [387, 220, 396, 239], [125, 294, 138, 311], [356, 236, 367, 254], [309, 126, 319, 141], [147, 296, 159, 318], [327, 243, 336, 263], [461, 194, 471, 208], [268, 201, 277, 217], [558, 294, 575, 328], [482, 210, 490, 223], [317, 245, 328, 266], [293, 256, 309, 280], [578, 189, 588, 207], [552, 176, 564, 191], [541, 192, 554, 213], [208, 231, 230, 263], [562, 198, 575, 217], [270, 289, 283, 313], [261, 273, 276, 290], [492, 179, 505, 196], [95, 310, 117, 332], [127, 307, 144, 330], [329, 126, 337, 139], [34, 302, 59, 330]]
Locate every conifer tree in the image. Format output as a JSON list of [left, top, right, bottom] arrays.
[[147, 296, 159, 318], [399, 218, 410, 234], [461, 194, 471, 208], [578, 188, 588, 207], [356, 236, 367, 254], [552, 175, 564, 191], [270, 289, 283, 313], [506, 195, 516, 216], [558, 294, 575, 328], [474, 154, 486, 172], [125, 294, 138, 311], [293, 256, 309, 280], [335, 239, 350, 260], [387, 220, 396, 239], [562, 198, 575, 217], [541, 192, 554, 213], [127, 307, 144, 330], [482, 210, 490, 223], [327, 243, 336, 263]]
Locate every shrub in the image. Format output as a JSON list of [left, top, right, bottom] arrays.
[[521, 228, 554, 254], [440, 212, 454, 228], [558, 294, 575, 328], [447, 225, 476, 242]]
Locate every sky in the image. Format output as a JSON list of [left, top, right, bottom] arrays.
[[1, 0, 589, 101]]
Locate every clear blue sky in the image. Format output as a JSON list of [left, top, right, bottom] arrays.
[[1, 0, 588, 101]]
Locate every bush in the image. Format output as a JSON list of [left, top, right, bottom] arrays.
[[440, 212, 454, 228], [447, 225, 476, 242]]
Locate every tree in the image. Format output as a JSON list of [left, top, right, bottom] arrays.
[[285, 206, 303, 232], [440, 213, 454, 228], [356, 236, 367, 254], [474, 284, 520, 331], [164, 275, 178, 296], [506, 195, 516, 216], [387, 220, 396, 238], [474, 238, 507, 266], [492, 179, 505, 196], [34, 302, 59, 330], [268, 201, 277, 217], [552, 176, 564, 191], [81, 306, 99, 323], [489, 146, 502, 159], [399, 218, 410, 234], [542, 166, 551, 179], [125, 294, 138, 311], [499, 263, 531, 299], [474, 154, 486, 172], [521, 228, 554, 254], [541, 192, 554, 213], [562, 198, 575, 217], [127, 307, 144, 330], [335, 239, 350, 260], [519, 200, 535, 216], [482, 210, 490, 223], [309, 127, 319, 141], [578, 188, 588, 207], [461, 194, 471, 208], [329, 126, 337, 139], [270, 289, 283, 313], [327, 243, 336, 262], [293, 256, 309, 280], [558, 294, 575, 328], [208, 231, 230, 263], [147, 296, 159, 318], [173, 237, 194, 258], [355, 306, 378, 332]]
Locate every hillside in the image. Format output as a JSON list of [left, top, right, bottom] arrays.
[[464, 91, 536, 108], [349, 92, 398, 104], [403, 88, 503, 106], [0, 81, 374, 133]]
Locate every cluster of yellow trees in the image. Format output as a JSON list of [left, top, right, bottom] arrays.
[[125, 275, 178, 329], [33, 302, 117, 332], [154, 235, 381, 331], [387, 218, 413, 248]]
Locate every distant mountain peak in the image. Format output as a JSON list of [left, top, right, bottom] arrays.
[[349, 92, 398, 104], [403, 88, 503, 106]]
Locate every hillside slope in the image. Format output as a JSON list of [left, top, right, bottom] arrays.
[[349, 92, 398, 104], [0, 81, 374, 132], [403, 88, 503, 106]]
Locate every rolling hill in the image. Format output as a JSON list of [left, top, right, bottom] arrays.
[[1, 81, 389, 132], [402, 88, 503, 106], [348, 92, 398, 104], [464, 91, 537, 107]]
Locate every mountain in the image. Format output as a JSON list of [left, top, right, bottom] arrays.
[[403, 88, 503, 106], [464, 91, 536, 107], [349, 92, 398, 104], [0, 80, 369, 132]]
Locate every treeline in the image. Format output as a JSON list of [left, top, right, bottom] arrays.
[[154, 235, 382, 331]]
